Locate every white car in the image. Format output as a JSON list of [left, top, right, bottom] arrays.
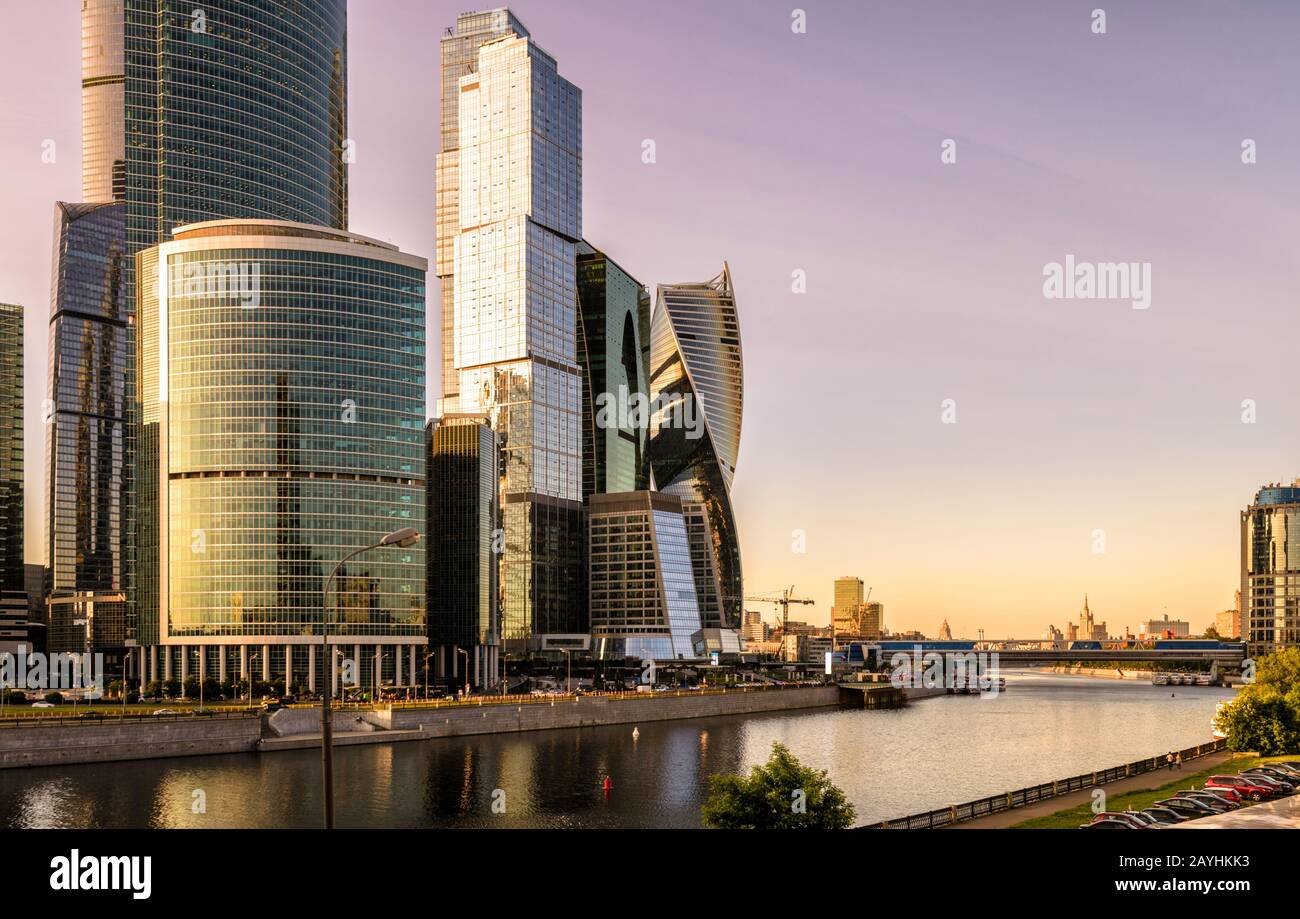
[[31, 701, 55, 709]]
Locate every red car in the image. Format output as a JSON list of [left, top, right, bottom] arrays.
[[1205, 775, 1274, 802]]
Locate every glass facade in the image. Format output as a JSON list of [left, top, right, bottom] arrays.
[[647, 266, 744, 629], [588, 491, 703, 661], [136, 222, 426, 655], [576, 242, 651, 498], [45, 202, 131, 656], [450, 31, 585, 643], [436, 10, 529, 409], [82, 0, 125, 202], [1242, 482, 1300, 655], [426, 416, 500, 687], [0, 304, 25, 651]]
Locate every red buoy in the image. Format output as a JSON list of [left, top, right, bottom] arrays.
[[602, 776, 613, 794]]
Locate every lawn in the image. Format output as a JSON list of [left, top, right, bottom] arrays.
[[1012, 754, 1297, 828]]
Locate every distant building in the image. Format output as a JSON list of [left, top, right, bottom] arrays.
[[1241, 480, 1300, 654], [588, 491, 703, 661], [1065, 622, 1078, 642], [0, 304, 26, 653], [1140, 614, 1190, 639], [1078, 596, 1107, 641], [938, 619, 953, 640], [834, 577, 864, 615], [1214, 609, 1240, 640], [24, 565, 47, 653], [741, 610, 766, 643], [1043, 624, 1064, 642]]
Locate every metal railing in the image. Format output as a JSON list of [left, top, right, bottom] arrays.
[[874, 739, 1230, 829], [0, 708, 262, 729]]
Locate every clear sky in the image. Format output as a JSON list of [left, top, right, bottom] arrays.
[[2, 1, 1298, 638]]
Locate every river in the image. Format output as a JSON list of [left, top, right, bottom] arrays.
[[0, 671, 1234, 828]]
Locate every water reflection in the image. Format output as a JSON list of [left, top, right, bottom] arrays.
[[0, 673, 1232, 828]]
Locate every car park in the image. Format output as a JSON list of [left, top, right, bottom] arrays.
[[1242, 767, 1299, 790], [1205, 775, 1276, 801], [1172, 791, 1234, 812], [1153, 797, 1215, 818]]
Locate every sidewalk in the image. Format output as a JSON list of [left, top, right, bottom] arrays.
[[948, 751, 1234, 829]]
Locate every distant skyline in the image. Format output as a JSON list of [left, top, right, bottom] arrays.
[[2, 0, 1298, 637]]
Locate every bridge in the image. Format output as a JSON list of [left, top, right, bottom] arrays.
[[842, 640, 1247, 670]]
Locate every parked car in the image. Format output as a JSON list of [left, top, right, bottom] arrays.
[[1078, 816, 1138, 829], [1173, 791, 1234, 813], [152, 708, 178, 716], [30, 701, 55, 709], [1239, 771, 1295, 794], [1141, 807, 1190, 825], [1153, 797, 1215, 818], [1085, 812, 1150, 830], [1204, 775, 1275, 801], [1197, 786, 1244, 805], [1241, 767, 1299, 791], [1120, 810, 1162, 827]]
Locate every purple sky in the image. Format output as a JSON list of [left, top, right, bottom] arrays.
[[2, 1, 1298, 637]]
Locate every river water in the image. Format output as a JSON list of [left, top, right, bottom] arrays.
[[0, 672, 1233, 828]]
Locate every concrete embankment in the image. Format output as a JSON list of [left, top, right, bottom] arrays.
[[0, 686, 844, 769], [1045, 665, 1155, 682], [0, 716, 262, 769]]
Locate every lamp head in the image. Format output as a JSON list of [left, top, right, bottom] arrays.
[[380, 527, 420, 549]]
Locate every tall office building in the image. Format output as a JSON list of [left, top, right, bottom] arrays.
[[427, 416, 500, 689], [833, 577, 864, 619], [588, 491, 702, 661], [1241, 480, 1300, 655], [134, 220, 426, 694], [436, 9, 529, 412], [449, 27, 585, 644], [44, 202, 130, 664], [0, 305, 26, 653], [44, 0, 350, 671], [576, 242, 651, 498], [647, 266, 744, 630]]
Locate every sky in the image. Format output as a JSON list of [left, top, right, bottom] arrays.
[[2, 0, 1298, 638]]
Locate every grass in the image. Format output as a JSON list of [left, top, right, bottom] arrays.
[[1012, 753, 1297, 828]]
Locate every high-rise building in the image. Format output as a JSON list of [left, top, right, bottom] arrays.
[[0, 304, 26, 653], [44, 202, 130, 665], [648, 266, 744, 630], [834, 577, 864, 615], [741, 609, 766, 642], [134, 220, 426, 694], [576, 242, 651, 498], [44, 0, 351, 673], [427, 416, 499, 689], [435, 9, 529, 412], [1241, 480, 1300, 655], [1215, 607, 1241, 640], [448, 27, 585, 645], [24, 565, 47, 653], [587, 491, 702, 661]]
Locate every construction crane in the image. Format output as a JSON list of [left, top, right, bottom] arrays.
[[744, 585, 815, 637]]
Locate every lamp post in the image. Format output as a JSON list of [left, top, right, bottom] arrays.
[[321, 527, 419, 830], [455, 647, 468, 699], [423, 652, 433, 701]]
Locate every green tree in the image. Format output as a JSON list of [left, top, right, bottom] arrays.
[[1216, 647, 1300, 755], [702, 742, 856, 829]]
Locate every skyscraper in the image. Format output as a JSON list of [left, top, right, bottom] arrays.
[[436, 9, 529, 412], [1241, 480, 1300, 655], [588, 491, 702, 661], [647, 266, 744, 630], [45, 202, 130, 663], [576, 242, 651, 499], [426, 416, 500, 689], [134, 219, 426, 695], [448, 26, 585, 645], [0, 304, 26, 653], [834, 577, 864, 618], [45, 0, 351, 674]]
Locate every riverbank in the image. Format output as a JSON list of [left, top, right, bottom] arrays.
[[0, 685, 844, 769], [1045, 665, 1155, 682]]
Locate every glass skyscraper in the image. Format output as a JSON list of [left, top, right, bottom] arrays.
[[588, 491, 703, 662], [134, 220, 426, 695], [448, 27, 585, 645], [426, 417, 500, 688], [576, 242, 651, 499], [436, 9, 529, 412], [647, 266, 744, 630], [1241, 480, 1300, 655], [0, 304, 26, 653], [45, 202, 130, 662]]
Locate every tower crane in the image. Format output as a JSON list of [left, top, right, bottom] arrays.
[[744, 585, 815, 637]]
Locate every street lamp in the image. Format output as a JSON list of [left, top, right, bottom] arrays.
[[321, 526, 419, 830], [455, 647, 468, 699]]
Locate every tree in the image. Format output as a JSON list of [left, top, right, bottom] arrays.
[[1201, 626, 1222, 641], [1215, 647, 1300, 755], [702, 742, 856, 829]]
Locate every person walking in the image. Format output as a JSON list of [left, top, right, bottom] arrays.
[[1166, 751, 1175, 771], [1175, 752, 1183, 770]]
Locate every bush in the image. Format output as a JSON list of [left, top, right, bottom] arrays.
[[44, 692, 63, 705], [3, 690, 28, 706], [702, 742, 856, 829], [1216, 647, 1300, 755]]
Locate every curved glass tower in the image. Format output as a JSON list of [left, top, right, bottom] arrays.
[[1241, 481, 1300, 655], [647, 265, 744, 630], [136, 220, 426, 693]]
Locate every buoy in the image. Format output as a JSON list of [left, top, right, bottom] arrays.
[[602, 776, 613, 794], [632, 726, 640, 740]]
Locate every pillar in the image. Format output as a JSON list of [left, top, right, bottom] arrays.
[[308, 646, 316, 693], [409, 645, 416, 688], [285, 646, 292, 696], [179, 645, 188, 694], [354, 644, 361, 691], [261, 644, 270, 683], [239, 645, 248, 682], [218, 648, 227, 685], [149, 645, 158, 683]]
